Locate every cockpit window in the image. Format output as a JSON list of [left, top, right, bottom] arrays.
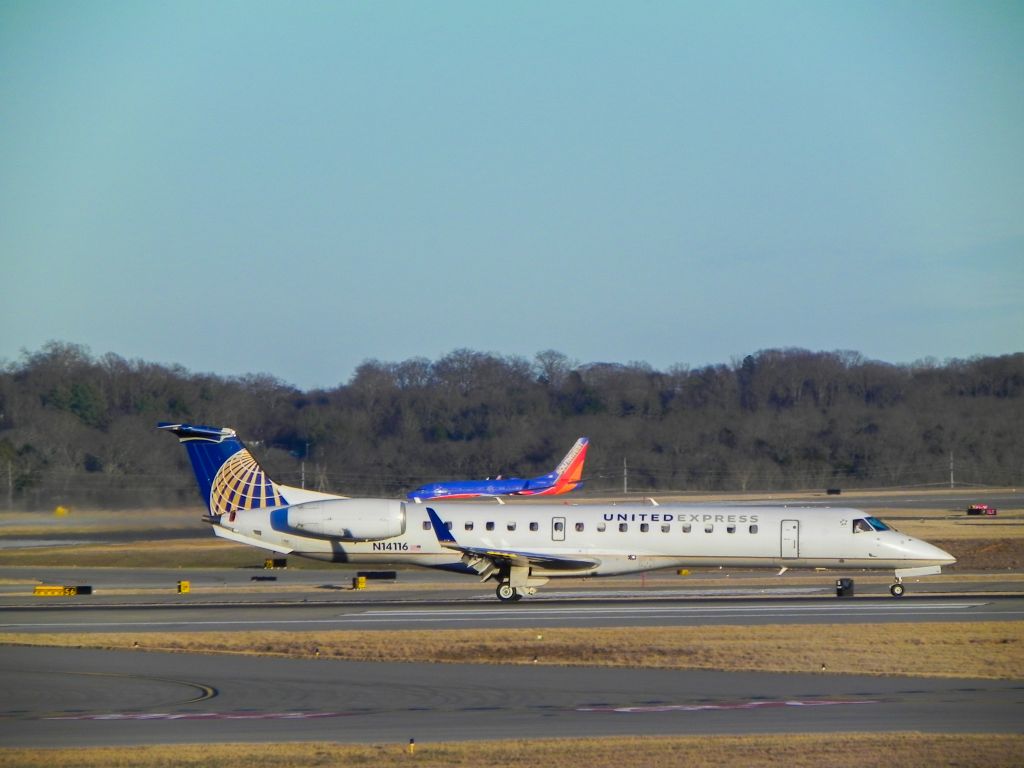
[[853, 516, 892, 533]]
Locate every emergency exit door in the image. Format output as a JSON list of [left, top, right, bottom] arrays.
[[552, 516, 566, 542]]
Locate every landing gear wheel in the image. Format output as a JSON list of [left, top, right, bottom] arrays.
[[890, 583, 905, 597], [496, 583, 517, 602]]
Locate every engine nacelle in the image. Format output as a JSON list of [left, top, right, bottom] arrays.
[[274, 499, 406, 541]]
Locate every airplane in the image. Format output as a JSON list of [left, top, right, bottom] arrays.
[[406, 437, 589, 501], [159, 422, 956, 602]]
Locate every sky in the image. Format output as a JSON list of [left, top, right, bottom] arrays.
[[2, 1, 1022, 390]]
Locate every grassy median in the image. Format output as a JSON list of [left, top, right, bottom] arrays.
[[3, 622, 1022, 679], [2, 733, 1024, 768]]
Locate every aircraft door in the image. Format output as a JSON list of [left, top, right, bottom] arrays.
[[781, 519, 799, 558], [552, 516, 566, 542]]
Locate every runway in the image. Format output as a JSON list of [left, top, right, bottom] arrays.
[[3, 593, 1023, 633], [1, 645, 1021, 748]]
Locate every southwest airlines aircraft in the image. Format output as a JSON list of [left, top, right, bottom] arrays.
[[407, 437, 589, 501], [160, 423, 955, 602]]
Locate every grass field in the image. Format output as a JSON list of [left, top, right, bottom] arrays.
[[3, 622, 1022, 679], [2, 733, 1023, 768]]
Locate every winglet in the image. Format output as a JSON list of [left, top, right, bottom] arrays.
[[425, 507, 457, 546]]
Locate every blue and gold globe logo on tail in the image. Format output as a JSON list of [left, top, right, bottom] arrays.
[[210, 448, 285, 515]]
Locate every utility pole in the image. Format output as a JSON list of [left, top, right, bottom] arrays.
[[623, 457, 628, 495], [949, 451, 954, 489]]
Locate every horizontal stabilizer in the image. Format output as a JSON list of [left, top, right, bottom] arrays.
[[157, 422, 236, 441]]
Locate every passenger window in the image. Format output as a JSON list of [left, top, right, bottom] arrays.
[[682, 523, 691, 533], [507, 522, 516, 531], [530, 522, 539, 532], [727, 525, 736, 534], [554, 521, 564, 532], [445, 521, 452, 530], [597, 523, 606, 532], [619, 523, 628, 532], [575, 522, 585, 532], [465, 522, 474, 531], [486, 521, 495, 531], [704, 524, 714, 533], [640, 523, 649, 533], [749, 524, 758, 534], [423, 521, 431, 531], [661, 524, 670, 533]]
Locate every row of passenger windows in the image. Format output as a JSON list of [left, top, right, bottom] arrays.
[[423, 520, 760, 535]]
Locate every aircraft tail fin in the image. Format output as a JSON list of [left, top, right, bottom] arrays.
[[158, 422, 288, 517], [524, 437, 589, 496], [554, 437, 589, 484]]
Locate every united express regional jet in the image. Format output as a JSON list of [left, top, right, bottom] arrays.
[[160, 423, 955, 602], [407, 437, 588, 501]]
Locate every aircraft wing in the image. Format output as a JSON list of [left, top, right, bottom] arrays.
[[446, 543, 599, 571], [425, 507, 599, 573]]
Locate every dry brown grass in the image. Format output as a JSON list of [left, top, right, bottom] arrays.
[[0, 538, 261, 569], [3, 622, 1022, 679], [2, 734, 1023, 768], [894, 517, 1024, 541]]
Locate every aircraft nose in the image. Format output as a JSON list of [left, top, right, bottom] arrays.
[[891, 535, 956, 566], [919, 538, 957, 566], [936, 544, 957, 566]]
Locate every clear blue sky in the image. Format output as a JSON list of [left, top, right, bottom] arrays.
[[2, 1, 1021, 390]]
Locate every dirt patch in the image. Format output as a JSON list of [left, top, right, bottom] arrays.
[[938, 538, 1024, 570]]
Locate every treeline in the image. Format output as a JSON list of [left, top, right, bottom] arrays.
[[1, 342, 1022, 509]]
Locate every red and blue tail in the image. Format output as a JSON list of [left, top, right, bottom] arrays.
[[521, 437, 589, 496]]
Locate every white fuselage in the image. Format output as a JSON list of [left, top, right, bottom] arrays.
[[213, 500, 954, 578]]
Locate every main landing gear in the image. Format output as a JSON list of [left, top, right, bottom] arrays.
[[496, 583, 520, 602], [495, 583, 538, 602], [889, 581, 905, 597]]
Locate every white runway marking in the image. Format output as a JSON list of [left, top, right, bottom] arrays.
[[46, 711, 348, 721], [579, 699, 879, 713], [364, 601, 989, 616], [1, 601, 1003, 630]]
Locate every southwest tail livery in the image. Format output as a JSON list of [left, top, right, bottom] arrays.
[[407, 437, 589, 501], [161, 422, 955, 602]]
